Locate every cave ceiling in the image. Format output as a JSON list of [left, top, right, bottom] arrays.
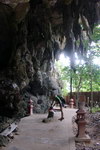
[[0, 0, 99, 64], [0, 0, 100, 117]]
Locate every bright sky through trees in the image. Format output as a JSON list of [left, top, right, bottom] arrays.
[[59, 53, 70, 66], [59, 53, 100, 66], [56, 24, 100, 95]]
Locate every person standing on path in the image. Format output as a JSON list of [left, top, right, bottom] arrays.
[[50, 95, 65, 121]]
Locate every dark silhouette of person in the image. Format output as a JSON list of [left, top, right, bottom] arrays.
[[50, 95, 65, 121]]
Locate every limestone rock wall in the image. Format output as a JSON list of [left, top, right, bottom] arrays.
[[0, 1, 62, 118], [0, 0, 99, 118]]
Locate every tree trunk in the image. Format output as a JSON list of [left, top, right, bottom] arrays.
[[70, 69, 73, 99], [90, 67, 93, 109]]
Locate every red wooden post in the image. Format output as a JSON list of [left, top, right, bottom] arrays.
[[29, 99, 33, 115], [69, 99, 74, 108]]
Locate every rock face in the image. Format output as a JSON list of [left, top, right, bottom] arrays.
[[0, 0, 99, 117], [0, 3, 16, 69]]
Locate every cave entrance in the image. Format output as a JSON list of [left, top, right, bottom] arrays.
[[55, 25, 100, 107]]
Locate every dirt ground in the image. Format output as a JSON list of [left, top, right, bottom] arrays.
[[0, 108, 99, 150], [74, 111, 100, 150], [0, 108, 76, 150]]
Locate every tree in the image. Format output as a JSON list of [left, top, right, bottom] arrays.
[[55, 25, 100, 105]]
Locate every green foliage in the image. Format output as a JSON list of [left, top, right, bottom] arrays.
[[91, 107, 100, 113], [55, 59, 100, 94], [55, 24, 100, 95], [92, 25, 100, 41], [55, 61, 70, 96]]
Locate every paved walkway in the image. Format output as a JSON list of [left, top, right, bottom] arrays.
[[2, 108, 77, 150]]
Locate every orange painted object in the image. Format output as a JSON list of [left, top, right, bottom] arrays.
[[69, 99, 74, 108], [29, 99, 33, 115]]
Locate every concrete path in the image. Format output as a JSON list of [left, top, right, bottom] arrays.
[[1, 108, 77, 150]]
